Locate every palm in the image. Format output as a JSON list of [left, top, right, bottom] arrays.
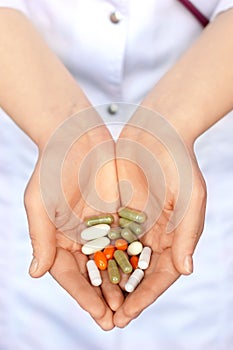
[[25, 112, 124, 330], [113, 108, 206, 327]]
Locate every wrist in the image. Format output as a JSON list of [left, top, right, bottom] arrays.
[[34, 100, 91, 151], [141, 98, 202, 148]]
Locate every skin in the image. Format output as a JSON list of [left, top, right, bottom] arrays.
[[114, 9, 233, 327], [1, 7, 233, 329], [0, 8, 122, 330]]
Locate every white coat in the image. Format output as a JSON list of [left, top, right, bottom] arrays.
[[0, 1, 233, 349]]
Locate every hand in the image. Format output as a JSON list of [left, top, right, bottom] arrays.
[[114, 106, 207, 327], [24, 111, 123, 330]]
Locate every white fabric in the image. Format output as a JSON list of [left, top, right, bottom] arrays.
[[0, 1, 233, 349]]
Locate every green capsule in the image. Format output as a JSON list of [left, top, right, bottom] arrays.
[[118, 207, 147, 224], [119, 218, 143, 236], [114, 250, 133, 274], [107, 227, 121, 240], [120, 227, 137, 243], [108, 259, 121, 284], [85, 214, 114, 227]]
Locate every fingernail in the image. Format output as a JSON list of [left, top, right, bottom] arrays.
[[29, 258, 39, 275], [183, 255, 193, 274]]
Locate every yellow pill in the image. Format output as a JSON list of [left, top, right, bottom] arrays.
[[108, 259, 121, 284], [114, 250, 133, 274]]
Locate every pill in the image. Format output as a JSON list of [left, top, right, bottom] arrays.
[[115, 238, 128, 251], [125, 268, 144, 292], [119, 218, 143, 236], [118, 207, 147, 224], [130, 255, 139, 270], [81, 224, 110, 241], [86, 260, 102, 286], [127, 241, 143, 256], [94, 251, 107, 270], [114, 250, 133, 274], [85, 214, 114, 227], [107, 227, 121, 240], [103, 245, 115, 260], [108, 259, 121, 284], [81, 237, 110, 255], [120, 227, 137, 243], [138, 246, 152, 269]]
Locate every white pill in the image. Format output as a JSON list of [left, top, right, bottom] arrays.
[[81, 224, 110, 241], [127, 241, 143, 256], [138, 246, 152, 269], [125, 268, 144, 293], [86, 260, 102, 286], [81, 237, 110, 255]]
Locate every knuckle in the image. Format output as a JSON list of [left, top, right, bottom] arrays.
[[188, 230, 200, 241], [123, 307, 139, 320], [192, 179, 207, 203], [23, 188, 32, 209], [24, 187, 40, 211]]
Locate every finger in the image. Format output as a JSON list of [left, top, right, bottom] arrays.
[[73, 251, 124, 312], [171, 182, 207, 275], [114, 250, 180, 328], [100, 269, 125, 311], [24, 190, 56, 278], [50, 248, 114, 331], [57, 231, 124, 311]]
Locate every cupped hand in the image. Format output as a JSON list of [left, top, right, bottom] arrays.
[[24, 110, 123, 330], [114, 107, 207, 327]]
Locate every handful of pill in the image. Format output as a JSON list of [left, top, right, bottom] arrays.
[[82, 207, 152, 293]]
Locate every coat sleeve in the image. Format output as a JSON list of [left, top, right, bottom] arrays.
[[210, 0, 233, 20]]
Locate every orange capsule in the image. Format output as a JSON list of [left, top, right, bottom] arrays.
[[115, 239, 128, 251], [103, 245, 115, 260], [94, 251, 107, 271], [130, 255, 139, 270]]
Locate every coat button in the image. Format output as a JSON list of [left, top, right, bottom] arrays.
[[110, 11, 122, 24], [108, 103, 118, 115]]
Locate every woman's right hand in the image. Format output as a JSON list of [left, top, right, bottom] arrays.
[[24, 111, 123, 331]]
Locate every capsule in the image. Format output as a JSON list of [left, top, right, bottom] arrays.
[[81, 224, 110, 241], [138, 246, 152, 270], [108, 259, 121, 284], [115, 238, 128, 251], [120, 227, 137, 243], [94, 251, 107, 270], [130, 255, 139, 270], [85, 214, 114, 227], [119, 218, 143, 236], [86, 260, 102, 286], [125, 268, 144, 292], [118, 207, 147, 224], [81, 237, 110, 255], [103, 245, 115, 260], [107, 227, 121, 240], [114, 250, 133, 274]]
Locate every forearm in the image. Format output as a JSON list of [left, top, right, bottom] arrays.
[[142, 8, 233, 145], [0, 8, 90, 148]]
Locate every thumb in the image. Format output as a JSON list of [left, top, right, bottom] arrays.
[[170, 187, 206, 275], [24, 191, 57, 278]]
